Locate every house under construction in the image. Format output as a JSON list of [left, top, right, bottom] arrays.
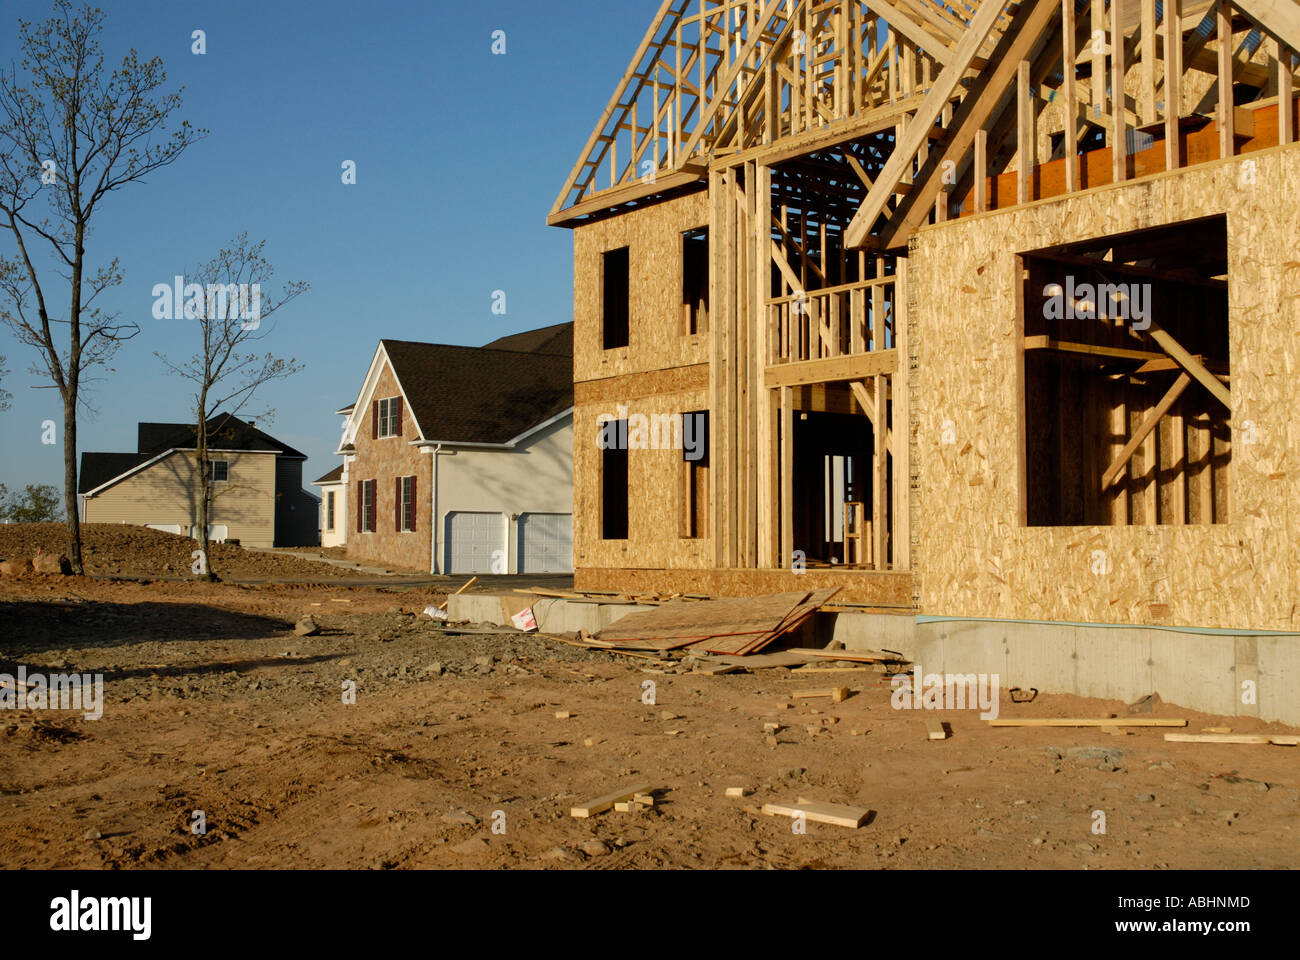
[[548, 0, 1300, 722]]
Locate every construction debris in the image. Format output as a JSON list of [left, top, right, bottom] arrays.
[[925, 718, 948, 740], [988, 718, 1187, 728], [1165, 733, 1299, 746], [761, 799, 869, 829], [591, 588, 841, 656], [792, 687, 849, 703], [570, 783, 654, 819]]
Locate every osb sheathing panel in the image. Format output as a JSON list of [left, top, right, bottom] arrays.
[[575, 566, 913, 606], [574, 388, 709, 573], [573, 191, 710, 385], [912, 144, 1300, 630]]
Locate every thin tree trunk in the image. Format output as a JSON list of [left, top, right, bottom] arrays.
[[62, 395, 82, 573]]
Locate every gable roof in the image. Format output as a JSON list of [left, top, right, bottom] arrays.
[[379, 339, 573, 445], [135, 415, 308, 460], [314, 465, 345, 485], [483, 322, 573, 357], [78, 453, 151, 494], [80, 414, 307, 495]]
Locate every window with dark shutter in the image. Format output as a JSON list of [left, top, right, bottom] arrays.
[[395, 397, 404, 438], [357, 481, 364, 533], [408, 476, 417, 532], [372, 401, 379, 440], [395, 477, 402, 532]]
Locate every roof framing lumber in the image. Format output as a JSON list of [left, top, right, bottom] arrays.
[[869, 0, 1062, 249], [844, 0, 1011, 248], [1232, 0, 1300, 51]]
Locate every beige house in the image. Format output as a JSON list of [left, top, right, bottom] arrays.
[[314, 464, 347, 547], [79, 415, 319, 548]]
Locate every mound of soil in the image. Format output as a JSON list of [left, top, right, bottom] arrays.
[[0, 523, 383, 581]]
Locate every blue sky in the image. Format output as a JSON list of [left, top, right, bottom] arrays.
[[0, 0, 648, 494]]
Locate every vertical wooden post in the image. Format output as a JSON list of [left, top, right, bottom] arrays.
[[1063, 0, 1079, 193], [975, 128, 988, 213], [780, 385, 794, 567], [1171, 406, 1187, 524], [1280, 42, 1294, 145], [1218, 0, 1234, 159], [709, 169, 726, 563], [1091, 0, 1106, 120], [893, 257, 910, 571], [1165, 0, 1182, 172], [873, 373, 887, 568], [1111, 0, 1128, 183], [1017, 60, 1033, 203], [1141, 0, 1157, 124]]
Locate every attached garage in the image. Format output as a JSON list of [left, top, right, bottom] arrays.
[[444, 511, 506, 575], [517, 513, 573, 574]]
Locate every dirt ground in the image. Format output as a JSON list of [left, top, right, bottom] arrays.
[[0, 524, 423, 581], [0, 571, 1297, 870]]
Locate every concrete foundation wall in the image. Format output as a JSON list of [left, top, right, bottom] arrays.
[[828, 613, 1300, 726]]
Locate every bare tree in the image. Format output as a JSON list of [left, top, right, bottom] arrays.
[[156, 234, 307, 581], [0, 1, 203, 572], [0, 355, 10, 410]]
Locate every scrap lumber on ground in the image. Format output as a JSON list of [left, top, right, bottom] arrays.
[[988, 718, 1188, 727], [591, 588, 841, 656], [762, 799, 870, 828], [570, 783, 654, 818], [1165, 732, 1299, 746]]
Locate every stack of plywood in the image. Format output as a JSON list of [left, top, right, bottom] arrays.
[[593, 588, 841, 656]]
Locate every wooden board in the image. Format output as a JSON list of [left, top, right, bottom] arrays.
[[925, 717, 949, 740], [762, 799, 870, 828], [795, 647, 905, 663], [1165, 732, 1299, 745], [570, 782, 655, 818], [987, 718, 1188, 727]]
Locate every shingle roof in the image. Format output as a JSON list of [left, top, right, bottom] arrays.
[[381, 339, 573, 445], [81, 414, 308, 494], [78, 453, 151, 494], [314, 465, 345, 484], [137, 414, 307, 459], [482, 322, 573, 357]]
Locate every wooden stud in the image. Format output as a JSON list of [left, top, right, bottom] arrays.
[[1112, 0, 1128, 184], [1219, 0, 1235, 159], [1141, 0, 1157, 124], [1280, 42, 1294, 145], [1017, 59, 1033, 203], [974, 127, 988, 212], [780, 385, 793, 568], [1166, 0, 1183, 171], [1062, 0, 1079, 192]]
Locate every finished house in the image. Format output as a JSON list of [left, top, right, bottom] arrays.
[[321, 323, 574, 575], [79, 414, 319, 547]]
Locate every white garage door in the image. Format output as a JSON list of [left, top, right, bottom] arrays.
[[517, 513, 573, 574], [146, 523, 183, 535], [445, 512, 505, 575]]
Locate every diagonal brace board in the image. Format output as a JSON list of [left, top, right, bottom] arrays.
[[844, 0, 1010, 248], [1232, 0, 1300, 52], [1101, 372, 1192, 489], [1147, 321, 1232, 411]]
